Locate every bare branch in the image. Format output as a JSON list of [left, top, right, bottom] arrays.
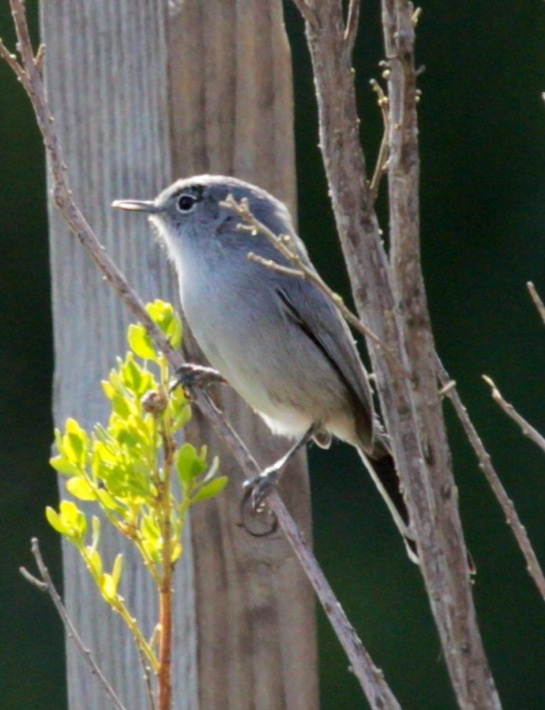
[[483, 376, 545, 456], [1, 2, 401, 706], [411, 7, 423, 28], [20, 539, 128, 710], [298, 0, 501, 705], [436, 363, 545, 602], [222, 195, 403, 367], [191, 389, 402, 710], [19, 566, 47, 591], [0, 38, 25, 79], [247, 251, 306, 279], [369, 78, 390, 204], [438, 379, 457, 397], [291, 0, 320, 30], [344, 0, 362, 53], [381, 2, 501, 705], [138, 647, 158, 710], [527, 281, 545, 327], [34, 42, 46, 76]]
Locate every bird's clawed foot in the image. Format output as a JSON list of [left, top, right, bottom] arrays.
[[243, 465, 282, 512], [170, 363, 226, 395]]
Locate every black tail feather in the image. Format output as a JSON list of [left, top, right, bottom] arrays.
[[362, 448, 476, 574], [357, 447, 419, 563], [368, 452, 411, 528]]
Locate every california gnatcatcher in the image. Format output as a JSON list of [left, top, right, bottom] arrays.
[[113, 175, 416, 562]]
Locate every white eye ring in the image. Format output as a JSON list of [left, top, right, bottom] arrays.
[[176, 193, 197, 213]]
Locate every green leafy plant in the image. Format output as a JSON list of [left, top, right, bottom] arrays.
[[47, 301, 227, 710]]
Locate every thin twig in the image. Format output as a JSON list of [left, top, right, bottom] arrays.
[[369, 79, 390, 205], [138, 647, 158, 710], [1, 0, 179, 367], [527, 281, 545, 327], [344, 0, 362, 53], [411, 7, 423, 28], [291, 0, 320, 30], [222, 195, 409, 381], [1, 2, 401, 706], [20, 538, 128, 710], [247, 252, 305, 279], [0, 38, 26, 78], [483, 376, 545, 456], [438, 379, 456, 397], [436, 362, 545, 602]]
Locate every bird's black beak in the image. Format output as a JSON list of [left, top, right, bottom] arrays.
[[112, 199, 164, 214]]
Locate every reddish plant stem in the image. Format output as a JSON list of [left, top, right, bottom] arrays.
[[158, 428, 175, 710]]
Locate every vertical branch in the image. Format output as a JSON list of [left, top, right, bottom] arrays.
[[380, 15, 487, 697], [297, 0, 501, 707], [344, 0, 361, 52], [381, 0, 461, 552]]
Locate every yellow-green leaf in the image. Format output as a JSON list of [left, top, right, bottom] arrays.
[[101, 380, 115, 400], [145, 300, 183, 348], [128, 323, 157, 361], [66, 476, 97, 501], [49, 455, 80, 477], [192, 476, 228, 503], [91, 515, 101, 550], [85, 548, 103, 581], [62, 418, 89, 466], [100, 573, 118, 602], [172, 541, 183, 563], [176, 443, 207, 491], [46, 506, 66, 535], [112, 553, 123, 589], [59, 500, 87, 539], [96, 488, 124, 513]]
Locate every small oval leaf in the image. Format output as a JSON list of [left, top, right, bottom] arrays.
[[192, 476, 228, 503]]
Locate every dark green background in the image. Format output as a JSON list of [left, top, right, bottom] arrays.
[[3, 1, 545, 708]]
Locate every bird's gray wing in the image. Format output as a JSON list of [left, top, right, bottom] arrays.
[[274, 279, 376, 448]]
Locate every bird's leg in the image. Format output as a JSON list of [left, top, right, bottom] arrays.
[[244, 426, 316, 510], [170, 363, 226, 394]]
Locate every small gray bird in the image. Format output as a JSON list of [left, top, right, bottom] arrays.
[[113, 175, 417, 562]]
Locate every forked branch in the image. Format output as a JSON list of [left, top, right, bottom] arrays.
[[436, 362, 545, 602], [20, 539, 128, 710], [294, 0, 501, 706], [483, 376, 545, 456]]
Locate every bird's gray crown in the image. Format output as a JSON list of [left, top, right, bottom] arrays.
[[156, 175, 281, 211], [148, 175, 294, 241]]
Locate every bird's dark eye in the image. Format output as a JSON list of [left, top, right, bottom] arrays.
[[176, 193, 197, 213]]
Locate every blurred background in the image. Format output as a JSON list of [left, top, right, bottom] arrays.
[[2, 1, 545, 707]]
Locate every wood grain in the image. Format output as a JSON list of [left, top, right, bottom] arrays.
[[167, 2, 317, 708], [43, 0, 317, 707]]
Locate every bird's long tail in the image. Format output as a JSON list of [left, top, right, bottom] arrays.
[[357, 445, 419, 563], [359, 445, 476, 574]]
